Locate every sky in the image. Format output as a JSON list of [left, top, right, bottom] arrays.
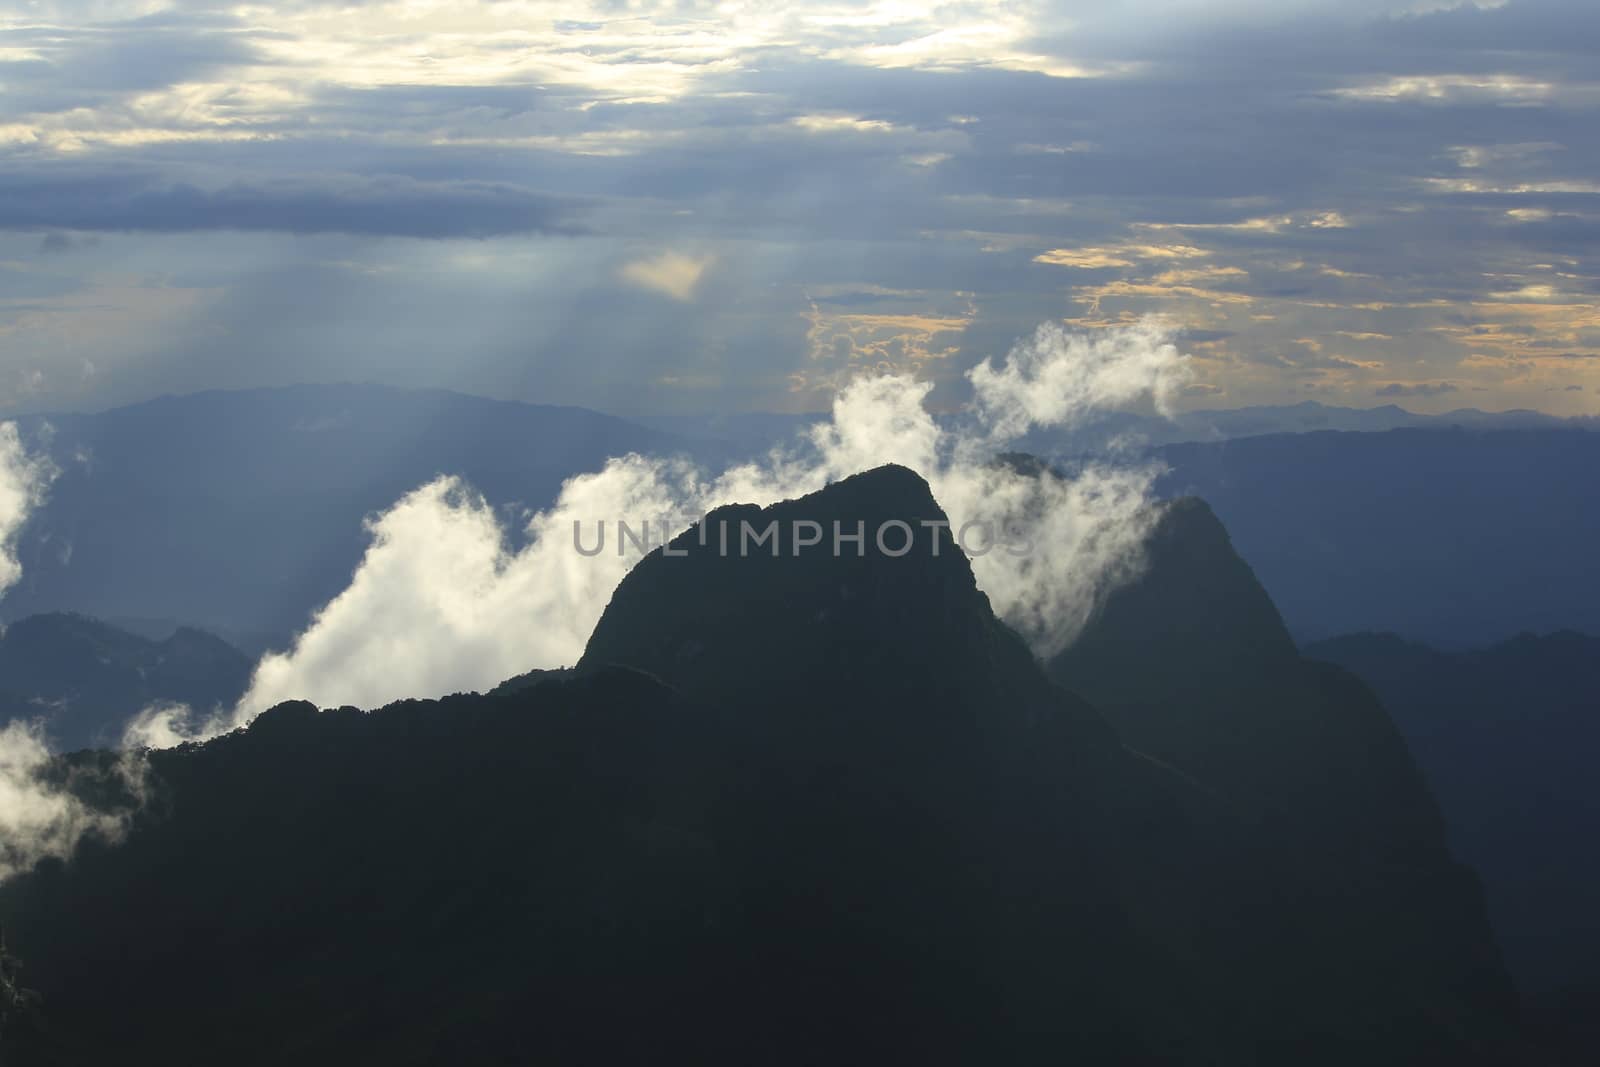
[[1, 0, 1597, 417]]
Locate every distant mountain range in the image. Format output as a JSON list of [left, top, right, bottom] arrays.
[[634, 399, 1597, 456], [1156, 428, 1600, 645], [5, 385, 1597, 650], [1065, 398, 1596, 448], [0, 613, 250, 752], [5, 385, 708, 648], [0, 468, 1526, 1065]]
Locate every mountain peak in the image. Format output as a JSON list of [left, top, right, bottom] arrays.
[[1057, 496, 1297, 682], [580, 465, 1109, 740]]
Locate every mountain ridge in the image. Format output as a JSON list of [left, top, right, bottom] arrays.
[[0, 464, 1527, 1064], [0, 612, 251, 751]]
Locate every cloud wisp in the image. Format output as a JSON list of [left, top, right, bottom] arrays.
[[0, 421, 147, 883], [130, 319, 1189, 746], [0, 422, 56, 599], [0, 721, 147, 882]]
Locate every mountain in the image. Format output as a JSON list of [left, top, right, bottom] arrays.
[[1048, 497, 1518, 1053], [620, 411, 826, 458], [7, 387, 1594, 655], [0, 613, 251, 751], [5, 385, 709, 648], [0, 467, 1523, 1064], [1012, 400, 1592, 456], [1156, 427, 1600, 644], [1167, 401, 1588, 438], [579, 464, 1109, 738], [1304, 631, 1600, 1011], [635, 401, 1594, 460]]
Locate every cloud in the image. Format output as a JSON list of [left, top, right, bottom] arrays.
[[1374, 382, 1460, 397], [1033, 249, 1134, 269], [36, 231, 98, 254], [1328, 74, 1558, 104], [6, 0, 1600, 413], [0, 721, 147, 882], [0, 170, 584, 238], [0, 423, 146, 884], [0, 422, 56, 599], [618, 251, 715, 301], [133, 319, 1189, 742], [967, 319, 1190, 440]]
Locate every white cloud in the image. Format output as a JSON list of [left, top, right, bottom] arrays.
[[0, 422, 56, 599], [0, 422, 130, 886], [135, 318, 1190, 744], [1330, 74, 1560, 104], [619, 251, 716, 301], [790, 114, 902, 135], [0, 720, 147, 882], [967, 318, 1189, 440]]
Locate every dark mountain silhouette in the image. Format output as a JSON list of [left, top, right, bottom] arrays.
[[5, 385, 709, 649], [634, 400, 1594, 459], [1048, 497, 1519, 1054], [1157, 427, 1600, 644], [580, 465, 1110, 739], [0, 467, 1523, 1065], [1305, 629, 1600, 1056], [0, 613, 251, 751]]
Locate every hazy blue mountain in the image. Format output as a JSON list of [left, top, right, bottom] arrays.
[[5, 385, 708, 648], [638, 401, 1594, 459], [0, 613, 251, 751], [1174, 401, 1586, 438], [8, 387, 1593, 654], [1156, 428, 1600, 645], [1304, 631, 1600, 1004], [0, 467, 1522, 1065], [621, 411, 826, 458]]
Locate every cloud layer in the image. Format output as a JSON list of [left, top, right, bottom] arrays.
[[132, 319, 1187, 742], [0, 422, 55, 597], [2, 0, 1596, 414]]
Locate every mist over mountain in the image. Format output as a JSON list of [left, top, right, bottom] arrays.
[[3, 386, 705, 649], [0, 614, 250, 752], [7, 387, 1596, 655], [0, 468, 1523, 1065], [7, 0, 1597, 1058]]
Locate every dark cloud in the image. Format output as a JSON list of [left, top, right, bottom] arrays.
[[3, 0, 1598, 414], [36, 232, 98, 254], [0, 169, 585, 238], [0, 14, 282, 116], [1375, 382, 1460, 398]]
